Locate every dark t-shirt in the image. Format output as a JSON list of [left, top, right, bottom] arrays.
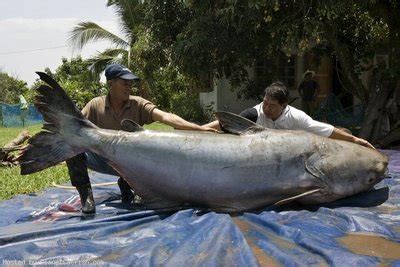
[[298, 80, 318, 101], [239, 108, 258, 123]]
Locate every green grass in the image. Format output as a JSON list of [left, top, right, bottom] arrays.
[[0, 124, 42, 146], [0, 122, 172, 201], [0, 164, 70, 200]]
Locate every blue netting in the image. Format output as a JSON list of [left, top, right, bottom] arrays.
[[0, 103, 42, 127], [313, 93, 364, 132]]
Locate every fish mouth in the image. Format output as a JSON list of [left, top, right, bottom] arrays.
[[377, 174, 386, 183], [383, 163, 389, 177], [374, 158, 389, 182]]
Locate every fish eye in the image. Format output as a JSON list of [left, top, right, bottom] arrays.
[[368, 177, 374, 183]]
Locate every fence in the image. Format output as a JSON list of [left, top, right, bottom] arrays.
[[0, 103, 43, 127], [313, 93, 364, 134]]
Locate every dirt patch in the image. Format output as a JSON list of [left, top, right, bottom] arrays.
[[337, 232, 400, 260], [233, 218, 281, 267]]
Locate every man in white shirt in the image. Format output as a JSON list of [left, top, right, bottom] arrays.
[[204, 81, 374, 149]]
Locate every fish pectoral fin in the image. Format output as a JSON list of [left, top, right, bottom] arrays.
[[305, 161, 325, 179], [131, 188, 183, 209], [273, 188, 322, 206], [215, 111, 265, 135], [121, 119, 144, 132], [304, 152, 327, 179]]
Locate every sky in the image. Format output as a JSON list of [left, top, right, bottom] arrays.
[[0, 0, 121, 85]]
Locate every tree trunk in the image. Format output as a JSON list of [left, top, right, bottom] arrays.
[[3, 130, 30, 150], [334, 53, 368, 105], [324, 24, 368, 105], [359, 78, 398, 140], [374, 79, 400, 147], [377, 126, 400, 148], [1, 130, 30, 166]]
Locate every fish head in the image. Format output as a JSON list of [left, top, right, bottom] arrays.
[[321, 145, 388, 198]]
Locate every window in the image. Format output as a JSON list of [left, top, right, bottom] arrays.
[[255, 55, 296, 90]]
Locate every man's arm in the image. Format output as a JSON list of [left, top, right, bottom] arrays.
[[152, 108, 218, 132], [329, 127, 375, 149], [298, 82, 304, 98], [295, 110, 375, 149], [203, 120, 221, 130], [202, 107, 258, 131], [313, 80, 320, 100]]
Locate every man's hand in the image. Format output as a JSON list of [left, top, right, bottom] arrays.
[[330, 128, 375, 150], [354, 137, 375, 149], [199, 125, 220, 133], [153, 109, 220, 132]]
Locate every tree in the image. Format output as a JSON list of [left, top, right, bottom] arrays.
[[0, 72, 29, 104], [68, 1, 144, 78], [69, 0, 210, 122], [29, 57, 106, 109], [69, 1, 400, 143], [357, 1, 400, 145], [138, 0, 398, 143]]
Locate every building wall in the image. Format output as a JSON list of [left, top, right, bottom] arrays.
[[199, 54, 369, 115], [199, 89, 217, 112], [216, 79, 259, 114], [301, 54, 333, 107], [314, 56, 332, 107], [199, 67, 258, 114]]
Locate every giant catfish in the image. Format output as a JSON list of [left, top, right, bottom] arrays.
[[19, 72, 388, 212]]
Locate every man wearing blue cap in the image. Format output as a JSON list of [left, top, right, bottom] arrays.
[[66, 63, 217, 214]]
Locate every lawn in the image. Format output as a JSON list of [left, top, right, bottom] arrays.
[[0, 122, 172, 201]]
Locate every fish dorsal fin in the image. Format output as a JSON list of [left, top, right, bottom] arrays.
[[121, 119, 144, 132], [273, 188, 322, 206], [215, 111, 265, 135]]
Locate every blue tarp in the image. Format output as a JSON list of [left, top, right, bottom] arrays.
[[0, 150, 399, 266]]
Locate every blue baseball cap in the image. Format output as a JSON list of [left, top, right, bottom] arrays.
[[105, 64, 140, 81]]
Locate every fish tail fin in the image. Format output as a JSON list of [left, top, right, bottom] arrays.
[[19, 72, 96, 175]]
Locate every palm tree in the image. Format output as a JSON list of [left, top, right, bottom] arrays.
[[68, 1, 144, 79]]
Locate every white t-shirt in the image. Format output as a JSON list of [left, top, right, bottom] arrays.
[[254, 103, 334, 137]]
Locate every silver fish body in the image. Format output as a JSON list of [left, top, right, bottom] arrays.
[[19, 72, 388, 212], [86, 127, 387, 211]]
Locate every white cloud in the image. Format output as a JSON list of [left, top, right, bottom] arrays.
[[0, 17, 121, 85]]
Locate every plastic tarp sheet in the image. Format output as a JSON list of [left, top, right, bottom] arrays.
[[0, 150, 400, 266]]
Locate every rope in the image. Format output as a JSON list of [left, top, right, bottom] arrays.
[[52, 181, 117, 190]]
